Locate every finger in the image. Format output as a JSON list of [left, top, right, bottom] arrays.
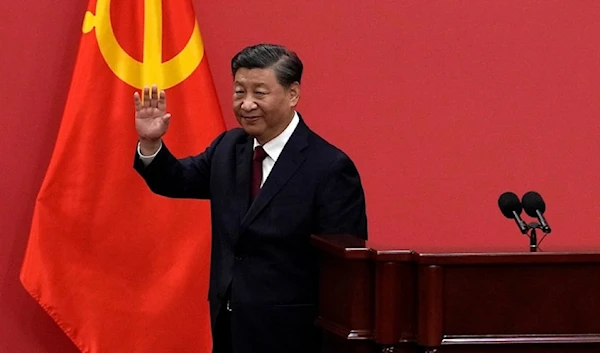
[[142, 86, 150, 108], [157, 90, 167, 111], [133, 92, 143, 111], [162, 113, 171, 125], [150, 85, 159, 108]]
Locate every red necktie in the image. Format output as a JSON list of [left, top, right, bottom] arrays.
[[251, 146, 267, 199]]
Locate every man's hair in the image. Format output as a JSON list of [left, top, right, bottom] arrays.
[[231, 44, 303, 88]]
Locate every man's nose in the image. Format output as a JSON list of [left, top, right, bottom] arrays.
[[240, 99, 257, 111]]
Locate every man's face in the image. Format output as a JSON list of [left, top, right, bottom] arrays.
[[233, 67, 299, 144]]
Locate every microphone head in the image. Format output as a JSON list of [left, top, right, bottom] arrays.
[[498, 192, 522, 219], [521, 191, 546, 218]]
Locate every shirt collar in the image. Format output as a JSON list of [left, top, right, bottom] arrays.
[[253, 111, 300, 162]]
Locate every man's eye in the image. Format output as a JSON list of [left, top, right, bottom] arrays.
[[255, 91, 266, 95]]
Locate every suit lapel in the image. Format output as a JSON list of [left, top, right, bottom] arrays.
[[235, 137, 253, 225], [240, 121, 309, 231]]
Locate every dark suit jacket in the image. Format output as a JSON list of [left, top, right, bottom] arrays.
[[134, 116, 367, 353]]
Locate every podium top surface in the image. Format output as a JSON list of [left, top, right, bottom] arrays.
[[311, 234, 600, 264]]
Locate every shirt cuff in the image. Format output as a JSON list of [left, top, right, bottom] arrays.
[[137, 141, 162, 166]]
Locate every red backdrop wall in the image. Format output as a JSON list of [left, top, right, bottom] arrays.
[[2, 0, 600, 351]]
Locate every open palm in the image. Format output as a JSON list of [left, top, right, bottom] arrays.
[[134, 85, 171, 141]]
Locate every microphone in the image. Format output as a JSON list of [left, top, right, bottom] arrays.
[[522, 191, 551, 234], [498, 192, 528, 234]]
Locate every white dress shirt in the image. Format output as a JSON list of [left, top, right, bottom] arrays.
[[252, 112, 299, 187], [138, 112, 300, 189]]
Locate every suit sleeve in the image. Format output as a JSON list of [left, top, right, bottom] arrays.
[[133, 131, 227, 199], [314, 154, 368, 239]]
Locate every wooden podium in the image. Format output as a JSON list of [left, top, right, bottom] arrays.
[[312, 234, 600, 353]]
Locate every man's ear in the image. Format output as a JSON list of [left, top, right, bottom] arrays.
[[288, 82, 300, 107]]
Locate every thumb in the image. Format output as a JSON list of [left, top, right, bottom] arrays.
[[161, 113, 171, 125]]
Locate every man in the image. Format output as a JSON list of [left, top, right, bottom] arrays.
[[133, 44, 367, 353]]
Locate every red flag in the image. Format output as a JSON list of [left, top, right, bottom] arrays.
[[20, 0, 225, 352]]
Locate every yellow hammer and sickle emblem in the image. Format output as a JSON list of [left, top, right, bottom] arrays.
[[82, 0, 203, 90]]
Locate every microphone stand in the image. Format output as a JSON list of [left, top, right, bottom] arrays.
[[525, 222, 551, 252], [528, 223, 538, 252]]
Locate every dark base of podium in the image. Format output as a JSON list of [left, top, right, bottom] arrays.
[[322, 334, 387, 353], [438, 345, 600, 353], [323, 335, 600, 353]]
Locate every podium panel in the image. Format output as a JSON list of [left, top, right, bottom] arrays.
[[312, 235, 600, 353]]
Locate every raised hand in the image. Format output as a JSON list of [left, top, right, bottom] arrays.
[[134, 85, 171, 154]]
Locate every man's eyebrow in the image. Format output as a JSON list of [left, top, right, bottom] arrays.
[[234, 81, 268, 87]]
